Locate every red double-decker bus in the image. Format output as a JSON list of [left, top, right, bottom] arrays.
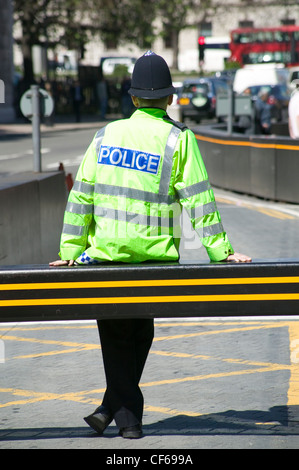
[[229, 25, 299, 67]]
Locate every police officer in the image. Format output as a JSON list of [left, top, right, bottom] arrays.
[[50, 51, 251, 439]]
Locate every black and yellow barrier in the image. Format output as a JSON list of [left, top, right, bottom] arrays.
[[0, 260, 299, 322]]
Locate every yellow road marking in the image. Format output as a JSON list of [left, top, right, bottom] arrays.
[[0, 322, 292, 360], [0, 334, 101, 360], [0, 321, 283, 333], [255, 207, 294, 220], [153, 323, 293, 342], [0, 322, 289, 344], [141, 365, 291, 388], [0, 325, 97, 331], [150, 349, 288, 370], [215, 195, 297, 220], [1, 321, 299, 418], [0, 362, 293, 409], [0, 335, 94, 349], [0, 387, 105, 408], [144, 404, 203, 417], [13, 345, 100, 360], [288, 322, 299, 408]]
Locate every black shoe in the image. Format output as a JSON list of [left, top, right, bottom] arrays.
[[119, 424, 143, 439], [84, 405, 112, 434]]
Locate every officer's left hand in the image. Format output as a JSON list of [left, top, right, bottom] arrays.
[[49, 260, 75, 266], [224, 252, 252, 263]]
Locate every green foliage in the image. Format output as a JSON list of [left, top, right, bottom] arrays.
[[13, 0, 218, 81], [225, 60, 241, 70]]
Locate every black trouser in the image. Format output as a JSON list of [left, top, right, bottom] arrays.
[[97, 318, 154, 428]]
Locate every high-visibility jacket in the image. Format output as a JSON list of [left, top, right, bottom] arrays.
[[60, 108, 234, 263]]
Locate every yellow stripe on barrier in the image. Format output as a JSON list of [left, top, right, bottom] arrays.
[[1, 276, 299, 291], [195, 133, 299, 151], [1, 293, 299, 307]]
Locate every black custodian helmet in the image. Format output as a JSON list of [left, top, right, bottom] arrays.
[[128, 51, 176, 99]]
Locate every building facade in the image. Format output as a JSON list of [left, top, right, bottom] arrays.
[[11, 2, 299, 81]]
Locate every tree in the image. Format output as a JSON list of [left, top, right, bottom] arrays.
[[157, 0, 217, 69], [82, 0, 157, 49], [13, 0, 224, 83], [14, 0, 46, 83], [14, 0, 158, 82], [14, 0, 90, 82]]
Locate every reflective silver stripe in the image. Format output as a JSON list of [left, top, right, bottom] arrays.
[[62, 223, 86, 236], [94, 206, 180, 227], [94, 126, 106, 155], [159, 126, 181, 195], [66, 202, 94, 215], [189, 201, 217, 219], [199, 222, 224, 238], [73, 180, 94, 194], [94, 183, 176, 204], [177, 180, 211, 200]]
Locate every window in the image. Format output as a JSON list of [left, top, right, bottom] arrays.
[[281, 19, 295, 26], [239, 20, 254, 28], [163, 23, 173, 49], [199, 22, 212, 37]]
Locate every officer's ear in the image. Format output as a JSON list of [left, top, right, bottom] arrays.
[[167, 95, 173, 106], [131, 96, 139, 108]]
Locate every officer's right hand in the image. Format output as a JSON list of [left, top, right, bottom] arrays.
[[49, 260, 75, 266], [224, 252, 252, 263]]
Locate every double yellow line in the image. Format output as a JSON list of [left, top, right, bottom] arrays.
[[1, 276, 299, 307]]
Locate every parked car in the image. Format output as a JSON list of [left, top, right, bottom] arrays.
[[233, 64, 289, 94], [172, 81, 183, 102], [178, 77, 229, 123], [240, 84, 290, 121], [285, 66, 299, 91]]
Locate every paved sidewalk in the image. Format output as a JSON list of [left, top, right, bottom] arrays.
[[0, 114, 113, 138]]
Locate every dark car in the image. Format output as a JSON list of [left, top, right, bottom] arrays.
[[178, 77, 229, 123], [243, 84, 290, 121]]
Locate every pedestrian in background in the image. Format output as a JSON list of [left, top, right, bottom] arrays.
[[254, 87, 272, 135], [121, 74, 134, 118], [96, 71, 109, 121], [70, 80, 84, 122], [50, 51, 251, 439]]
